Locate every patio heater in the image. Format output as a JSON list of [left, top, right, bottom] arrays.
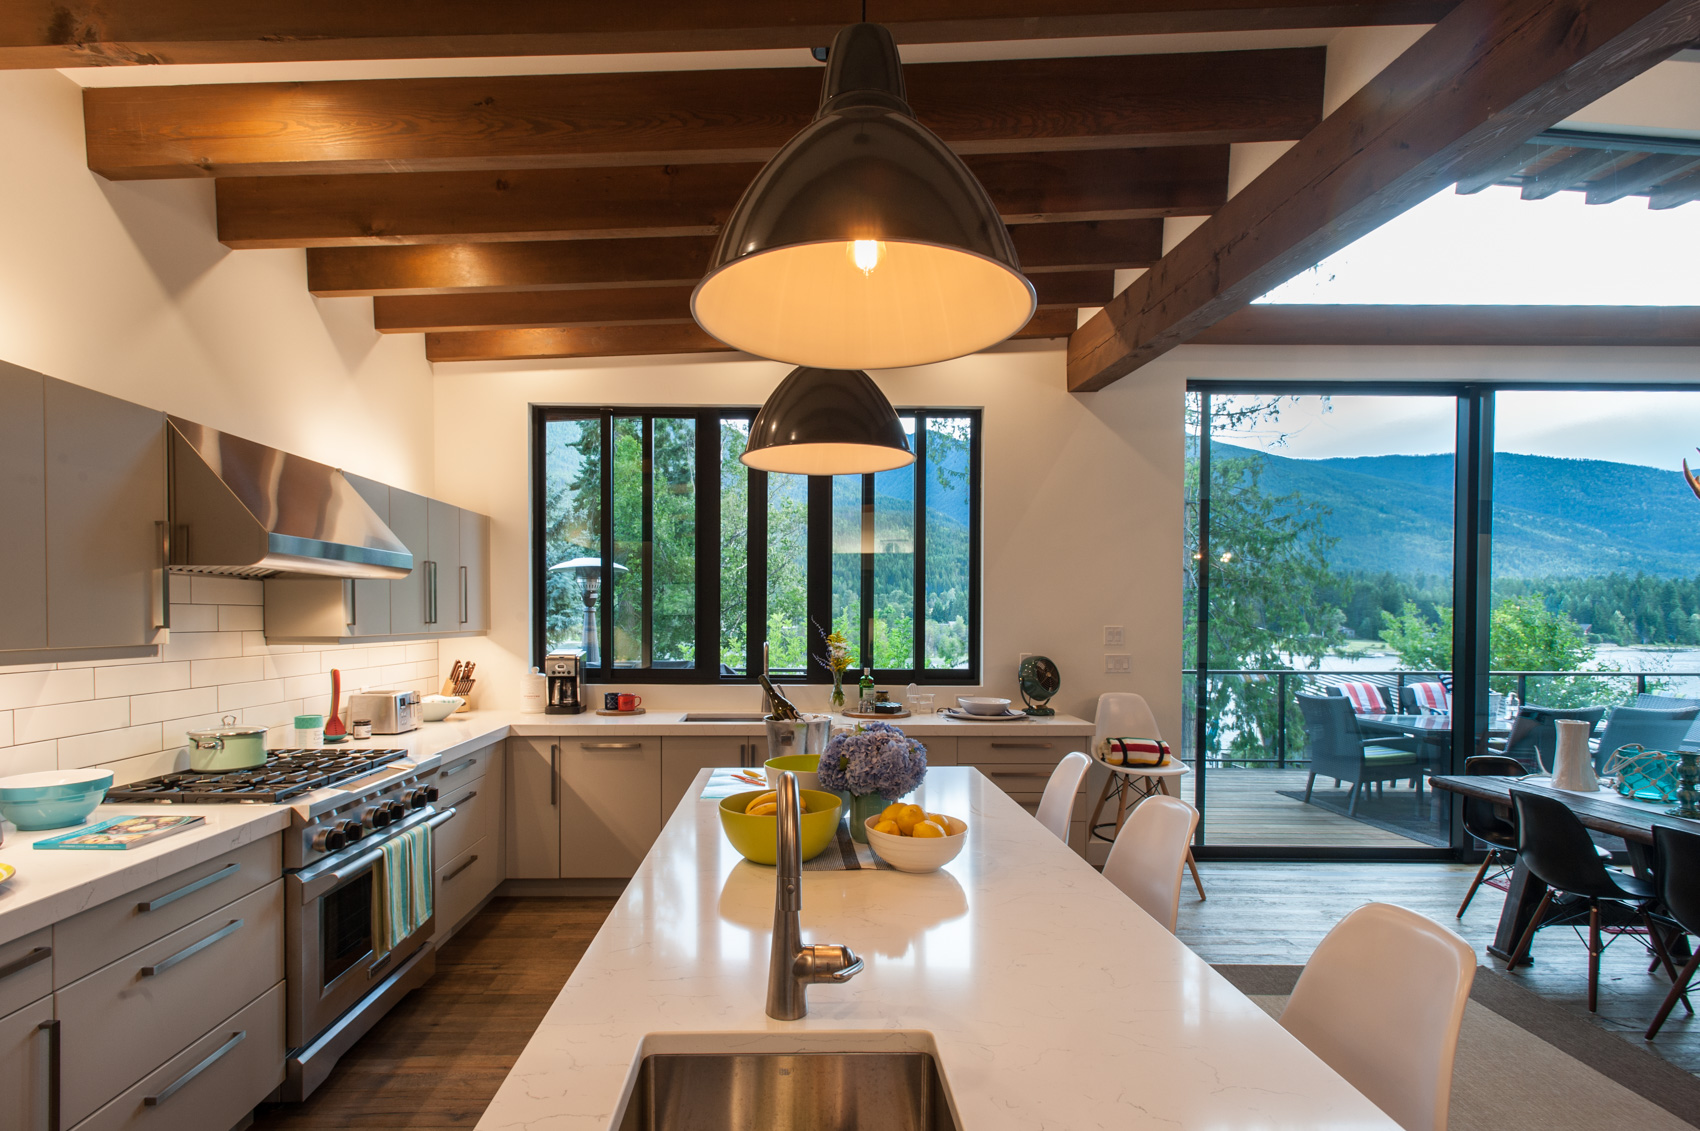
[[550, 556, 627, 668]]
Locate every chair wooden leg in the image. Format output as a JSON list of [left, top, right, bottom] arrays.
[[1589, 903, 1602, 1013], [1648, 952, 1700, 1039], [1641, 913, 1695, 1014], [1186, 850, 1205, 900], [1304, 772, 1316, 802], [1458, 854, 1494, 918], [1347, 781, 1362, 817], [1112, 773, 1130, 831], [1087, 772, 1116, 840], [1510, 888, 1554, 971]]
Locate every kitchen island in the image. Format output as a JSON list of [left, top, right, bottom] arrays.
[[475, 765, 1396, 1129]]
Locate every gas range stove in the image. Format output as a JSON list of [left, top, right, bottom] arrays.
[[107, 747, 409, 804]]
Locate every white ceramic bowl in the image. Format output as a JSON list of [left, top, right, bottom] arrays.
[[956, 696, 1011, 716], [420, 695, 465, 722], [863, 813, 969, 873]]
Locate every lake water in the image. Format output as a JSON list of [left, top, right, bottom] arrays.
[[1283, 644, 1700, 698]]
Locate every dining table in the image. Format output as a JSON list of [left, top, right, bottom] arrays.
[[1428, 773, 1700, 960]]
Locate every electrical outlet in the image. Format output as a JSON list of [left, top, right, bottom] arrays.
[[1103, 625, 1124, 646], [1105, 654, 1131, 673]]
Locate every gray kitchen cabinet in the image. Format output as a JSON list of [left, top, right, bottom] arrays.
[[388, 488, 429, 636], [343, 473, 393, 637], [506, 738, 562, 879], [425, 497, 460, 631], [0, 994, 53, 1131], [0, 364, 47, 653], [560, 736, 663, 878], [457, 509, 490, 632], [660, 735, 759, 819]]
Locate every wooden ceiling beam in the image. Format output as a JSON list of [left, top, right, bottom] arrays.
[[219, 147, 1227, 248], [1191, 304, 1700, 346], [84, 48, 1321, 179], [1067, 0, 1700, 392], [424, 307, 1080, 363], [1583, 153, 1700, 205], [1650, 169, 1700, 209], [374, 272, 1109, 333], [304, 219, 1161, 296], [8, 3, 1445, 69]]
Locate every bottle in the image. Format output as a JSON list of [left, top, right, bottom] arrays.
[[858, 668, 875, 713], [759, 673, 801, 720]]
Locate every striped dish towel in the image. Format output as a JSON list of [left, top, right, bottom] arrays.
[[373, 824, 434, 959]]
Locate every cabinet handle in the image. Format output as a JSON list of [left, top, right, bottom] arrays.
[[143, 1030, 245, 1108], [439, 790, 477, 819], [444, 854, 480, 882], [425, 560, 438, 624], [154, 521, 171, 631], [460, 564, 469, 624], [140, 918, 243, 976], [345, 578, 357, 628], [0, 945, 50, 982], [38, 1019, 59, 1131], [138, 862, 240, 912], [989, 742, 1053, 750], [581, 742, 642, 750], [550, 743, 559, 806], [440, 757, 476, 778]]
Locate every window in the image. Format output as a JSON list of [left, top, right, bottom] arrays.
[[534, 406, 980, 683]]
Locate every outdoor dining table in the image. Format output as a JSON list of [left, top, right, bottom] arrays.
[[1428, 773, 1700, 960]]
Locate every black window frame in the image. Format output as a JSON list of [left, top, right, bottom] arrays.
[[531, 404, 982, 685]]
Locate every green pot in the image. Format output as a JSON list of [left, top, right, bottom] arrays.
[[849, 792, 891, 843]]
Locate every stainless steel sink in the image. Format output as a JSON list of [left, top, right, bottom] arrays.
[[679, 712, 769, 722], [616, 1052, 958, 1131]]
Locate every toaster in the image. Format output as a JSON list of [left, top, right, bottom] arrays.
[[346, 689, 422, 735]]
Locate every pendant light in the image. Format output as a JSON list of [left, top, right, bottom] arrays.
[[741, 366, 914, 474], [693, 22, 1036, 371]]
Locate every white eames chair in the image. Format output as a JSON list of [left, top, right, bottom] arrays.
[[1035, 751, 1091, 845], [1280, 903, 1476, 1131], [1101, 794, 1199, 933], [1087, 692, 1204, 898]]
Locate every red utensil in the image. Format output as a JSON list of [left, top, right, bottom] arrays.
[[325, 668, 347, 737]]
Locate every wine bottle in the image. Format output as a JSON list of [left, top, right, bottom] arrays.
[[858, 667, 875, 713], [760, 673, 801, 720]]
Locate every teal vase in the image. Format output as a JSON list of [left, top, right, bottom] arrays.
[[849, 793, 888, 843]]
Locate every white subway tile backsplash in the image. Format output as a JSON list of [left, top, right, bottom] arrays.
[[169, 603, 220, 632], [103, 746, 193, 786], [405, 643, 436, 663], [59, 724, 165, 770], [161, 712, 229, 750], [241, 699, 303, 729], [169, 574, 192, 604], [94, 661, 191, 700], [219, 604, 264, 631], [218, 679, 286, 712], [190, 576, 263, 606], [0, 668, 94, 711], [163, 632, 245, 662], [131, 686, 221, 726], [0, 740, 59, 778], [191, 656, 266, 687], [243, 631, 301, 656], [0, 711, 10, 747], [263, 653, 322, 680], [14, 697, 129, 743], [284, 672, 331, 701]]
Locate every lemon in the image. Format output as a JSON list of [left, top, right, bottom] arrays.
[[872, 818, 901, 836], [744, 792, 777, 814], [911, 820, 946, 838], [893, 804, 926, 835], [926, 812, 952, 831], [881, 801, 907, 823]]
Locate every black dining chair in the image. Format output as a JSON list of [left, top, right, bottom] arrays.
[[1456, 755, 1527, 918], [1508, 789, 1681, 1011], [1646, 824, 1700, 1039], [1499, 706, 1606, 773]]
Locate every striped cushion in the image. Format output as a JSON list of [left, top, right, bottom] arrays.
[[1338, 681, 1387, 714], [1410, 681, 1450, 714], [1098, 737, 1170, 766]]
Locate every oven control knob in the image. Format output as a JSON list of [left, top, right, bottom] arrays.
[[312, 827, 347, 853], [406, 788, 428, 809], [423, 785, 440, 803], [340, 819, 364, 842], [383, 800, 408, 822], [361, 804, 391, 829]]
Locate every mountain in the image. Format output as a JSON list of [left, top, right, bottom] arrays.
[[1209, 442, 1700, 578]]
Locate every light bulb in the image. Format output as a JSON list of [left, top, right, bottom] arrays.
[[850, 240, 883, 274]]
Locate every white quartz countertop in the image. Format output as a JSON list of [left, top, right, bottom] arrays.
[[475, 766, 1396, 1130]]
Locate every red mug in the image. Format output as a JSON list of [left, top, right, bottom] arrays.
[[618, 693, 642, 712]]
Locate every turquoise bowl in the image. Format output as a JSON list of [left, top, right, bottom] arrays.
[[0, 769, 114, 831]]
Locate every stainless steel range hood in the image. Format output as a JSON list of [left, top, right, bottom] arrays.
[[168, 418, 412, 580]]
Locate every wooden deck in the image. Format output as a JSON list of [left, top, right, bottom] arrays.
[[1191, 765, 1440, 848]]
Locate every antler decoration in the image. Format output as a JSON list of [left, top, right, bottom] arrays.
[[1686, 451, 1700, 501]]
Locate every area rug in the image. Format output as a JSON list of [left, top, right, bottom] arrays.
[[1275, 786, 1448, 846], [1215, 964, 1700, 1130]]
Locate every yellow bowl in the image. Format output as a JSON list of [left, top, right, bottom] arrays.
[[719, 789, 844, 866], [864, 813, 969, 873]]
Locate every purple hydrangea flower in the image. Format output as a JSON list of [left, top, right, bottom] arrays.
[[818, 723, 927, 799]]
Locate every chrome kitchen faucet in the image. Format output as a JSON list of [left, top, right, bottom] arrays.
[[767, 771, 863, 1020]]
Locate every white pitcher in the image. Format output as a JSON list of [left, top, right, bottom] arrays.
[[1548, 718, 1600, 792]]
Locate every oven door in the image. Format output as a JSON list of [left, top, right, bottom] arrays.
[[286, 805, 454, 1047]]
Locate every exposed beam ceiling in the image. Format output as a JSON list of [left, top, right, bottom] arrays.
[[1067, 0, 1700, 392], [1192, 304, 1700, 346], [424, 308, 1081, 364], [84, 49, 1322, 179], [216, 147, 1229, 248], [6, 3, 1453, 68], [304, 220, 1162, 297]]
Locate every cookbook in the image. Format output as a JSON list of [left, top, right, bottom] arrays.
[[33, 814, 205, 850]]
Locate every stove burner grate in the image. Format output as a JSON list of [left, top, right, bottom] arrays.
[[105, 748, 408, 804]]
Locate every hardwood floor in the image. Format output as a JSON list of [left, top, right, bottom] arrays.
[[251, 898, 616, 1130], [1192, 766, 1435, 847], [256, 863, 1697, 1128]]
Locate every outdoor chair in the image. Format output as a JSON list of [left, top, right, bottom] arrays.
[[1497, 705, 1606, 773], [1456, 754, 1527, 918], [1326, 681, 1393, 714], [1645, 824, 1700, 1039], [1399, 682, 1450, 715], [1593, 705, 1699, 773], [1296, 694, 1424, 817]]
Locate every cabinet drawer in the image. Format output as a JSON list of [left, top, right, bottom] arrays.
[[0, 928, 52, 1019], [57, 879, 284, 1127], [956, 736, 1081, 765], [561, 736, 662, 879], [74, 982, 285, 1131], [435, 774, 498, 866], [972, 763, 1060, 804], [434, 741, 499, 794], [436, 834, 498, 936], [916, 736, 955, 766], [56, 836, 281, 986], [0, 993, 54, 1131]]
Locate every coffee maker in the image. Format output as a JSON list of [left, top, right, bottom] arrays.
[[544, 651, 585, 715]]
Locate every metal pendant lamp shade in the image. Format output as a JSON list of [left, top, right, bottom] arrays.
[[741, 367, 915, 475], [693, 23, 1036, 371]]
